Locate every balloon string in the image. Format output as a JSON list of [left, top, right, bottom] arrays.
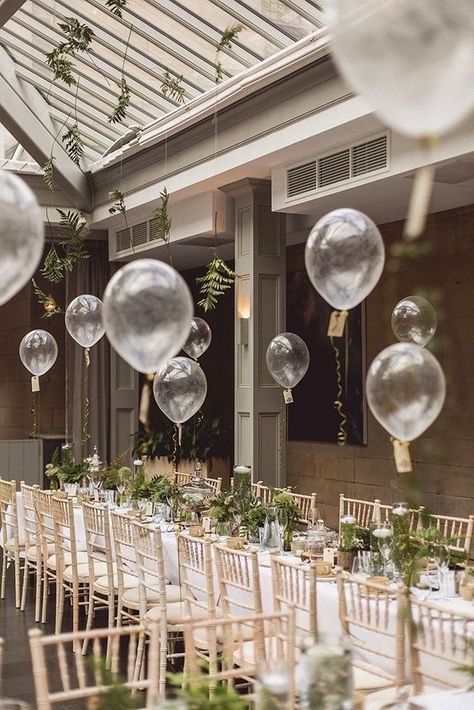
[[404, 135, 438, 241], [172, 425, 178, 472], [139, 373, 154, 426], [330, 336, 347, 446], [31, 390, 38, 439], [81, 347, 91, 448]]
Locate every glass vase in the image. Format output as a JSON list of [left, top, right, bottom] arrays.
[[298, 638, 353, 710], [262, 506, 281, 550]]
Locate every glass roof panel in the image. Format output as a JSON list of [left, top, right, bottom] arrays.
[[1, 0, 325, 164]]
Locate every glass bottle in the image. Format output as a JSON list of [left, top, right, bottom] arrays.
[[262, 506, 281, 550]]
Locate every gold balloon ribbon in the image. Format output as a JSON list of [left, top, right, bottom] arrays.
[[31, 391, 38, 439], [404, 134, 439, 241], [139, 373, 154, 426], [172, 425, 178, 472], [330, 336, 347, 446], [81, 347, 91, 446]]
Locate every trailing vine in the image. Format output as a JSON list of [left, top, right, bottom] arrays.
[[215, 23, 242, 84], [105, 0, 127, 18], [62, 122, 84, 165], [152, 187, 173, 265], [46, 18, 94, 86], [43, 157, 56, 191], [108, 77, 130, 124], [161, 71, 185, 104], [196, 253, 237, 312], [31, 280, 63, 318], [108, 189, 127, 220]]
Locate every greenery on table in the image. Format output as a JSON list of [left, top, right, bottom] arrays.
[[242, 498, 267, 536], [457, 638, 474, 690], [45, 447, 87, 488], [273, 492, 303, 531], [168, 667, 247, 709], [208, 491, 239, 525]]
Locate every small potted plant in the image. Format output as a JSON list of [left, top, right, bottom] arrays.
[[273, 492, 303, 552], [338, 515, 360, 570], [208, 491, 240, 537], [242, 499, 267, 543]]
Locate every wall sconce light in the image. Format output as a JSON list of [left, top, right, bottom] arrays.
[[237, 276, 250, 346]]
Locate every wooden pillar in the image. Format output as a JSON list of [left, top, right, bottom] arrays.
[[220, 179, 286, 486]]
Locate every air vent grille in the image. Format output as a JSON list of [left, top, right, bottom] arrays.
[[286, 132, 389, 200], [132, 221, 147, 246], [287, 161, 317, 197], [148, 217, 159, 242], [116, 228, 131, 252]]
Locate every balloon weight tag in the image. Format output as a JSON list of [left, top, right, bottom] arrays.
[[328, 310, 348, 338], [392, 439, 412, 473], [31, 376, 40, 392], [283, 388, 293, 404]]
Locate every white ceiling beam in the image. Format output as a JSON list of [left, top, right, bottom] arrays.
[[0, 0, 25, 26], [0, 46, 93, 211]]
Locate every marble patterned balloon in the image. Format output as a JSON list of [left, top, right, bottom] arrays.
[[391, 295, 437, 347], [0, 170, 44, 306], [330, 0, 474, 138], [103, 259, 193, 374], [182, 317, 212, 360], [266, 332, 310, 390], [65, 295, 105, 348], [366, 342, 445, 441], [305, 209, 384, 311], [19, 330, 58, 377], [153, 357, 207, 424]]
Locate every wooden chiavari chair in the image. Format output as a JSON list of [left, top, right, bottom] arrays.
[[271, 556, 318, 650], [33, 488, 66, 624], [409, 595, 474, 692], [339, 494, 387, 532], [28, 621, 160, 709], [0, 478, 24, 608], [254, 481, 288, 506], [82, 502, 116, 665], [286, 490, 319, 526], [203, 475, 222, 493], [110, 511, 141, 626], [182, 609, 296, 706], [132, 522, 183, 698], [416, 509, 474, 556], [174, 471, 192, 487], [20, 482, 42, 620], [337, 572, 407, 695]]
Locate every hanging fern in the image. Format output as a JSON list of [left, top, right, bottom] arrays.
[[196, 255, 237, 312], [109, 77, 130, 124], [40, 245, 65, 283], [31, 279, 63, 317], [57, 18, 94, 53], [42, 157, 55, 191], [57, 209, 90, 270], [105, 0, 127, 17], [152, 187, 171, 244], [46, 50, 76, 85], [160, 71, 185, 104], [215, 23, 242, 83], [108, 189, 126, 217], [62, 122, 84, 165]]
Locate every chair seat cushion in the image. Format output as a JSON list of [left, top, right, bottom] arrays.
[[144, 599, 214, 628], [5, 538, 25, 551], [47, 550, 88, 569], [94, 571, 137, 594], [232, 633, 294, 667], [63, 560, 109, 582], [122, 583, 182, 609], [353, 667, 394, 692], [27, 543, 55, 560]]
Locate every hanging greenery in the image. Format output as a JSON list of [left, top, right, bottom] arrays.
[[105, 0, 127, 18], [196, 254, 237, 312], [152, 187, 171, 244], [215, 23, 243, 84], [62, 122, 84, 165], [108, 188, 127, 218], [46, 18, 94, 85], [39, 210, 89, 286], [161, 70, 185, 104], [31, 280, 63, 318], [108, 77, 130, 124], [42, 156, 56, 191]]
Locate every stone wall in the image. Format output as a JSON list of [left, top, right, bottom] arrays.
[[287, 204, 474, 531]]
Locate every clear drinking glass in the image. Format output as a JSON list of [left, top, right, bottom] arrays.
[[373, 521, 393, 577], [434, 544, 450, 599]]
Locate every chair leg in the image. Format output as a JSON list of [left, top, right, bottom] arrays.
[[72, 583, 80, 653], [34, 560, 42, 623], [1, 550, 7, 599], [14, 551, 21, 608], [55, 582, 65, 634], [20, 558, 29, 611], [82, 590, 95, 656], [41, 570, 49, 624], [105, 596, 115, 670]]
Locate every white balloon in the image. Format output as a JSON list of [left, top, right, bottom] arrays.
[[266, 333, 310, 390], [19, 329, 58, 377], [182, 318, 212, 360], [330, 0, 474, 137], [391, 296, 437, 347], [65, 295, 105, 348], [305, 208, 385, 311], [0, 170, 44, 306], [103, 259, 193, 374], [153, 357, 207, 424], [366, 342, 445, 441]]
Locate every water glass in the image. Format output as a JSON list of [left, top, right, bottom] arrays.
[[153, 503, 166, 524]]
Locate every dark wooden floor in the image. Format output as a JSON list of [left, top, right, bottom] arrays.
[[0, 567, 107, 709]]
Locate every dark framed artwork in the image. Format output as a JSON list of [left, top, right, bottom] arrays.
[[286, 244, 366, 445]]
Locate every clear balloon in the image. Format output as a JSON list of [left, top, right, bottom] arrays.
[[65, 294, 105, 348], [266, 333, 310, 390], [330, 1, 474, 138], [366, 342, 445, 441], [103, 259, 193, 374], [153, 357, 207, 424], [19, 330, 58, 377], [391, 296, 437, 347], [305, 209, 385, 311], [182, 318, 212, 360], [0, 170, 44, 307]]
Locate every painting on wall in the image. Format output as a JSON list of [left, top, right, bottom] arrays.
[[286, 244, 366, 445]]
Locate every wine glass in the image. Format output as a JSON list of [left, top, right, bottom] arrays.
[[434, 544, 450, 599], [373, 522, 393, 578]]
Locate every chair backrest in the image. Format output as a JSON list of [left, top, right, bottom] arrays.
[[271, 556, 317, 645], [132, 521, 167, 616], [339, 494, 387, 532], [82, 502, 114, 593], [110, 511, 137, 598], [28, 622, 160, 709], [409, 595, 474, 692], [254, 482, 287, 506], [33, 489, 55, 563], [174, 471, 192, 487], [182, 609, 295, 704], [337, 572, 407, 688], [204, 475, 222, 493], [417, 509, 474, 556], [286, 490, 319, 525], [20, 482, 40, 555], [51, 496, 78, 577], [0, 478, 19, 549], [214, 544, 263, 618], [178, 532, 216, 619]]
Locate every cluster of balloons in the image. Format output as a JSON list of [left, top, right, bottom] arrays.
[[266, 333, 310, 402]]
